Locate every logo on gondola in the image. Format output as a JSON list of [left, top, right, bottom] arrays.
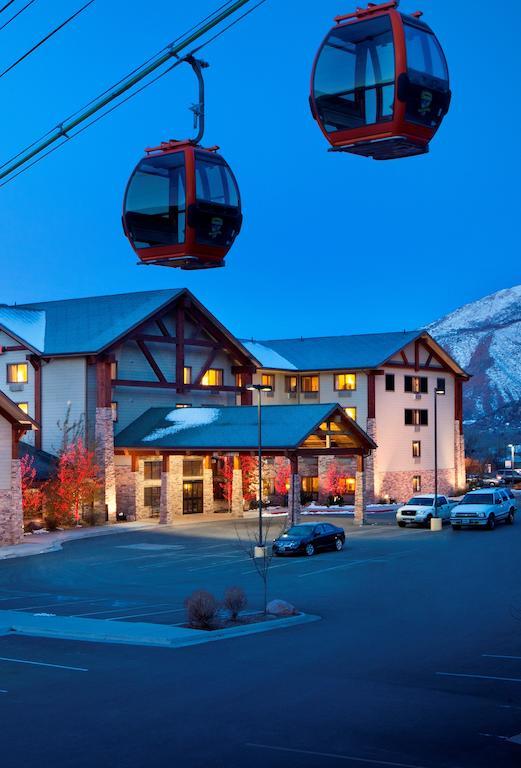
[[419, 90, 433, 116], [209, 217, 224, 239]]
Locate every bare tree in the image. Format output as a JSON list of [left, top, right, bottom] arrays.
[[56, 402, 85, 454], [233, 512, 287, 614]]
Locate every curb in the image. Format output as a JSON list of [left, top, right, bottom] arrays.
[[0, 611, 320, 649]]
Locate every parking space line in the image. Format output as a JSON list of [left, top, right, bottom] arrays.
[[187, 558, 249, 573], [0, 656, 88, 672], [107, 607, 184, 621], [88, 541, 235, 567], [483, 654, 521, 660], [12, 597, 110, 612], [0, 689, 7, 694], [436, 672, 521, 683], [246, 742, 430, 767], [75, 602, 169, 617], [298, 558, 386, 578]]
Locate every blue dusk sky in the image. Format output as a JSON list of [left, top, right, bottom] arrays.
[[0, 0, 519, 340]]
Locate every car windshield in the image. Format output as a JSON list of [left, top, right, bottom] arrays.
[[284, 526, 313, 537], [407, 497, 433, 506], [460, 494, 494, 505]]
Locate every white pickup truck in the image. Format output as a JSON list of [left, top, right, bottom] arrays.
[[396, 494, 456, 528]]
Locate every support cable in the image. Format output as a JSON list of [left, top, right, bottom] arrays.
[[0, 0, 17, 14], [0, 0, 266, 186], [0, 0, 38, 32], [0, 0, 95, 81]]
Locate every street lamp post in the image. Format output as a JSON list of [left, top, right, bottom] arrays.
[[508, 443, 515, 470], [247, 383, 272, 549], [432, 384, 445, 530]]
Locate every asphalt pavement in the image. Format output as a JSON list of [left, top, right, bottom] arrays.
[[1, 514, 520, 767]]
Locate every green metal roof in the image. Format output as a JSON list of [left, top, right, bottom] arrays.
[[115, 403, 375, 451], [243, 331, 424, 371], [9, 289, 183, 354]]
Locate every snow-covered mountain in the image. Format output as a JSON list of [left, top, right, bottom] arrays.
[[428, 285, 521, 426]]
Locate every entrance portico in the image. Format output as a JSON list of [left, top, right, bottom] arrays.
[[114, 403, 377, 525]]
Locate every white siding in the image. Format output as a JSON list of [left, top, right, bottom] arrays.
[[41, 358, 87, 455], [0, 415, 11, 489], [375, 368, 455, 474], [0, 329, 35, 445], [251, 370, 368, 427]]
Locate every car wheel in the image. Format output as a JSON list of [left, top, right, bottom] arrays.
[[424, 515, 432, 529], [487, 514, 496, 530], [334, 538, 343, 551], [305, 543, 315, 557], [506, 509, 515, 525], [398, 521, 406, 528], [452, 525, 461, 531]]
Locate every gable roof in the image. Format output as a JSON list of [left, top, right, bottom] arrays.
[[114, 404, 376, 452], [0, 391, 38, 429], [0, 289, 259, 366], [242, 330, 469, 376]]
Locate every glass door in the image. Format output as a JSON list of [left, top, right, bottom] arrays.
[[183, 480, 204, 515]]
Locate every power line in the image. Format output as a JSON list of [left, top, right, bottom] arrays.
[[0, 0, 266, 184], [0, 0, 38, 32], [0, 0, 17, 14], [0, 0, 95, 81]]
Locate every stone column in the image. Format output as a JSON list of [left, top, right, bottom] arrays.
[[134, 459, 146, 521], [287, 455, 301, 527], [95, 406, 116, 523], [317, 455, 334, 504], [0, 460, 23, 547], [158, 455, 184, 524], [203, 456, 214, 516], [354, 454, 367, 526], [363, 418, 377, 503], [115, 460, 136, 521], [454, 422, 466, 491], [231, 455, 244, 517]]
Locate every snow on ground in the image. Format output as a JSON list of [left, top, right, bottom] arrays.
[[144, 407, 219, 442]]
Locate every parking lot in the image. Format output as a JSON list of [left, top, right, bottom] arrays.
[[1, 513, 521, 767]]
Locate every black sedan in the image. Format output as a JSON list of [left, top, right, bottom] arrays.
[[272, 522, 345, 557]]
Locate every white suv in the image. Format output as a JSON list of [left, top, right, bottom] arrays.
[[450, 489, 516, 530]]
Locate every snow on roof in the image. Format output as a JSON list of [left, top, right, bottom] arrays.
[[0, 308, 46, 351], [242, 341, 297, 370], [143, 407, 220, 443]]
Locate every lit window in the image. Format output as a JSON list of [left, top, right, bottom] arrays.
[[183, 459, 203, 477], [176, 403, 192, 408], [284, 376, 298, 393], [183, 366, 192, 385], [302, 477, 318, 493], [7, 363, 28, 384], [413, 475, 422, 492], [301, 375, 319, 393], [111, 402, 118, 422], [345, 407, 357, 421], [405, 409, 428, 426], [334, 373, 356, 391], [405, 376, 428, 394], [235, 373, 246, 388], [412, 440, 421, 458], [144, 486, 161, 514], [343, 477, 356, 493], [261, 373, 275, 390], [201, 368, 223, 387], [110, 362, 118, 380], [16, 402, 29, 414]]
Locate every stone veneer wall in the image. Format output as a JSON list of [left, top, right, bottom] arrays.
[[231, 468, 244, 517], [364, 418, 377, 504], [354, 469, 366, 525], [159, 456, 183, 524], [115, 464, 136, 520], [287, 473, 301, 526], [377, 468, 455, 504], [95, 407, 117, 522], [454, 423, 466, 490], [203, 467, 214, 515], [0, 461, 23, 546]]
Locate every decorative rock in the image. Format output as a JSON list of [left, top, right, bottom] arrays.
[[266, 599, 298, 617]]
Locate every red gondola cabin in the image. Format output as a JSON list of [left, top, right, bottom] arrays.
[[123, 141, 242, 269], [310, 1, 451, 160]]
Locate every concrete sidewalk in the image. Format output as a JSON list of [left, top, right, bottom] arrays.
[[0, 522, 157, 561], [0, 609, 319, 648]]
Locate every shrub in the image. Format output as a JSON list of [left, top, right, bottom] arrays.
[[223, 586, 247, 621], [184, 590, 219, 630]]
